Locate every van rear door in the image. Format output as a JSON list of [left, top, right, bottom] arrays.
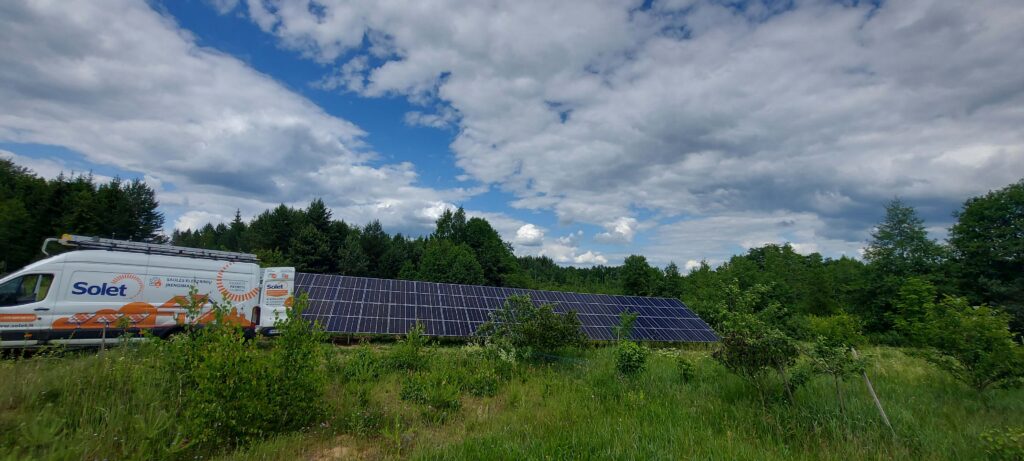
[[257, 267, 294, 335]]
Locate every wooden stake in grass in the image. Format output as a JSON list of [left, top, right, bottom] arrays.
[[852, 348, 895, 438]]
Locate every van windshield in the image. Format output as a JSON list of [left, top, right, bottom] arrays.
[[0, 274, 54, 307]]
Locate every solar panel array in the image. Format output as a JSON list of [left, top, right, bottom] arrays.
[[294, 273, 717, 342]]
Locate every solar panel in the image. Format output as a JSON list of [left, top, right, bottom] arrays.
[[293, 273, 717, 342]]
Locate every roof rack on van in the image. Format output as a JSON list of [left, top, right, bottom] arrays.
[[42, 234, 260, 264]]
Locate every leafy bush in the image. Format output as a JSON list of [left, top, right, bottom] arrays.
[[806, 312, 866, 347], [161, 291, 274, 447], [476, 295, 586, 360], [676, 356, 696, 383], [713, 311, 802, 401], [917, 296, 1024, 392], [160, 289, 328, 450], [342, 344, 382, 382], [341, 384, 385, 436], [266, 291, 329, 430], [982, 427, 1024, 461], [388, 322, 429, 371], [400, 374, 429, 403], [616, 341, 649, 377], [465, 369, 500, 397], [399, 373, 462, 423]]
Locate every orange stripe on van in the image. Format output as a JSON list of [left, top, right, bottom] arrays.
[[0, 314, 37, 322], [265, 289, 288, 297]]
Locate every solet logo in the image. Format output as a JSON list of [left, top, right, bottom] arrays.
[[71, 274, 144, 298], [217, 263, 260, 303]]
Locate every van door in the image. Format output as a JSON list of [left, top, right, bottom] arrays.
[[0, 273, 58, 346]]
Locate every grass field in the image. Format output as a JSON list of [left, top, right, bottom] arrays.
[[1, 342, 1022, 460]]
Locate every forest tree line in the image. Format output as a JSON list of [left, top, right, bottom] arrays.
[[2, 157, 1022, 342], [0, 158, 164, 273]]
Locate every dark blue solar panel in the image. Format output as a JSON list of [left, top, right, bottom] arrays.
[[293, 273, 717, 342]]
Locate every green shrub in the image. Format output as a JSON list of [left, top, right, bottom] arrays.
[[920, 296, 1024, 392], [158, 289, 329, 451], [267, 292, 329, 430], [342, 384, 385, 436], [161, 291, 274, 447], [388, 322, 429, 371], [342, 344, 382, 382], [400, 373, 462, 411], [676, 356, 696, 383], [476, 295, 586, 361], [465, 369, 500, 397], [806, 312, 866, 346], [616, 341, 649, 377], [982, 427, 1024, 461], [713, 311, 802, 401], [400, 374, 429, 403]]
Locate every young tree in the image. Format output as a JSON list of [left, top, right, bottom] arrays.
[[806, 313, 867, 416], [713, 311, 802, 402], [890, 277, 938, 345]]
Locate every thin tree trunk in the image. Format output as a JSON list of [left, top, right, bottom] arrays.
[[852, 348, 895, 438], [777, 363, 795, 403], [834, 376, 846, 418]]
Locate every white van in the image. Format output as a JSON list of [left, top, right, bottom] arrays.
[[0, 235, 294, 347]]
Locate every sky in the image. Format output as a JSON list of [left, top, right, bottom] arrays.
[[1, 0, 1022, 269]]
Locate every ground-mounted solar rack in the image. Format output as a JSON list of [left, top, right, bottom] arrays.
[[294, 273, 718, 342]]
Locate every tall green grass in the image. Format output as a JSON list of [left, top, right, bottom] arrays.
[[0, 346, 186, 460], [1, 344, 1022, 460]]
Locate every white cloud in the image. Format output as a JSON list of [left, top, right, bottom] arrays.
[[514, 224, 544, 247], [0, 1, 470, 235], [644, 212, 864, 267], [228, 0, 1024, 259], [595, 217, 639, 244], [573, 251, 608, 266], [466, 212, 607, 266], [175, 210, 231, 231]]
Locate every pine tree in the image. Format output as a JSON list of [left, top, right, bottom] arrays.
[[223, 210, 246, 251], [862, 198, 943, 331], [305, 198, 331, 233], [291, 225, 332, 273], [124, 179, 165, 242]]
